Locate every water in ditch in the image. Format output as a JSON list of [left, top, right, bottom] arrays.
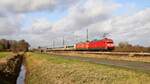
[[17, 64, 26, 84]]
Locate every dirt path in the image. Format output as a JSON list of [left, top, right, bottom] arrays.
[[51, 54, 150, 73]]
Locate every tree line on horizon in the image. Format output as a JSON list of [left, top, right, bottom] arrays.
[[114, 42, 150, 52], [0, 39, 30, 52]]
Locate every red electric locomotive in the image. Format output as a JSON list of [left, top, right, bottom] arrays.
[[75, 38, 114, 51]]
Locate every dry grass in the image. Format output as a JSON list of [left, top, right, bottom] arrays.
[[25, 52, 150, 84], [0, 52, 13, 59], [50, 52, 150, 63]]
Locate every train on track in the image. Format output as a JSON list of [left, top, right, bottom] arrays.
[[51, 38, 115, 51]]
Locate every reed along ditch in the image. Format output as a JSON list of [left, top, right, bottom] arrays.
[[0, 54, 26, 84]]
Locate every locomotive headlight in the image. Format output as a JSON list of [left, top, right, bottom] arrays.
[[107, 44, 110, 46], [107, 44, 114, 47], [111, 44, 114, 46]]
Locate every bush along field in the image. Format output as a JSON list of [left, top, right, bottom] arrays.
[[25, 52, 150, 84]]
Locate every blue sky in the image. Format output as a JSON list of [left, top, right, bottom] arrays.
[[21, 10, 68, 29], [114, 0, 150, 16], [114, 0, 150, 8]]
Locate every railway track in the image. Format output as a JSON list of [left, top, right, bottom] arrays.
[[47, 50, 150, 57], [79, 51, 150, 56]]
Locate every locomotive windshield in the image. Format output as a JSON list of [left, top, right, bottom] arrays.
[[107, 42, 113, 43]]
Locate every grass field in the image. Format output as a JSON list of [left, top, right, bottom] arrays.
[[0, 52, 13, 59], [49, 52, 150, 63], [25, 52, 150, 84]]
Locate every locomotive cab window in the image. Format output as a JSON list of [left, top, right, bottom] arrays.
[[107, 42, 113, 43]]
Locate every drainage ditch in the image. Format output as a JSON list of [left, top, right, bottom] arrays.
[[0, 54, 25, 84], [17, 64, 26, 84]]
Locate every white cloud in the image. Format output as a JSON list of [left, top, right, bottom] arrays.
[[0, 0, 78, 13], [110, 8, 150, 46], [52, 0, 120, 32], [23, 0, 121, 47], [0, 15, 21, 35], [0, 0, 149, 47], [0, 0, 79, 45], [25, 18, 52, 34]]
